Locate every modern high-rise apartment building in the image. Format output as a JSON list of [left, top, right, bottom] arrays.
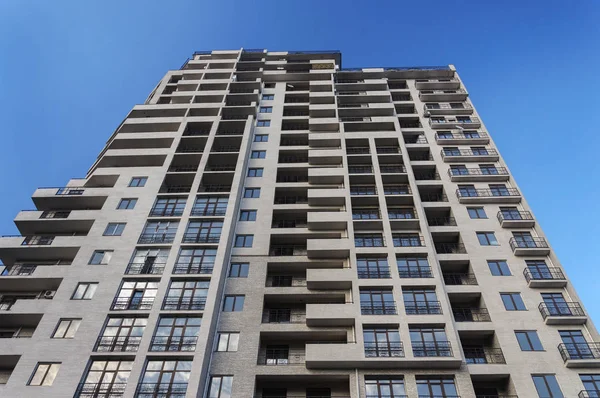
[[0, 48, 598, 398]]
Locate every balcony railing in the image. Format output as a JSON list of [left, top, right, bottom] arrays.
[[149, 208, 184, 217], [558, 342, 600, 362], [436, 131, 489, 141], [509, 237, 548, 250], [276, 175, 309, 183], [456, 188, 520, 199], [428, 217, 457, 226], [111, 297, 154, 311], [538, 302, 585, 319], [357, 268, 392, 279], [380, 165, 406, 174], [579, 390, 600, 398], [265, 276, 307, 287], [272, 219, 308, 228], [55, 187, 85, 195], [464, 347, 506, 364], [523, 267, 566, 282], [75, 383, 127, 397], [274, 196, 308, 204], [364, 342, 404, 357], [167, 165, 198, 173], [376, 146, 401, 154], [348, 165, 374, 174], [361, 302, 397, 315], [420, 192, 448, 202], [40, 210, 70, 219], [449, 167, 509, 177], [137, 233, 176, 244], [414, 171, 439, 180], [181, 233, 221, 244], [452, 308, 491, 322], [405, 301, 442, 315], [1, 264, 37, 276], [392, 235, 425, 247], [497, 211, 533, 223], [172, 264, 213, 275], [412, 341, 453, 357], [398, 266, 433, 279], [442, 148, 498, 158], [269, 245, 307, 256], [198, 185, 231, 192], [443, 273, 477, 285], [125, 263, 165, 275], [135, 383, 188, 397], [262, 309, 306, 323], [94, 335, 142, 352], [150, 336, 198, 351], [21, 235, 54, 246], [159, 185, 192, 193], [435, 243, 467, 254], [346, 147, 370, 154], [162, 297, 207, 311], [257, 352, 306, 365], [205, 164, 236, 172], [190, 208, 227, 217]]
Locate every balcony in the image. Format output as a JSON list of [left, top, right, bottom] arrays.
[[308, 167, 344, 184], [558, 342, 600, 367], [159, 185, 192, 194], [265, 276, 307, 287], [448, 167, 509, 182], [162, 297, 206, 311], [172, 263, 213, 275], [523, 267, 567, 288], [308, 148, 343, 165], [456, 188, 521, 204], [464, 347, 506, 364], [419, 89, 468, 102], [306, 303, 355, 326], [441, 148, 499, 162], [307, 239, 351, 259], [360, 301, 397, 315], [443, 273, 477, 286], [424, 102, 473, 115], [412, 341, 453, 357], [150, 336, 198, 351], [307, 188, 345, 206], [364, 342, 404, 358], [125, 262, 165, 275], [269, 245, 307, 256], [75, 383, 127, 398], [137, 233, 176, 244], [262, 309, 306, 324], [257, 352, 306, 366], [307, 211, 348, 230], [497, 211, 535, 228], [415, 78, 461, 90], [509, 237, 550, 256], [538, 302, 586, 325], [32, 186, 108, 210], [94, 335, 142, 352], [435, 243, 467, 254], [110, 297, 154, 311], [181, 233, 220, 244], [405, 301, 442, 315], [435, 131, 489, 145], [452, 308, 491, 322], [135, 383, 188, 397], [430, 116, 481, 129], [427, 217, 457, 227], [306, 268, 352, 290]]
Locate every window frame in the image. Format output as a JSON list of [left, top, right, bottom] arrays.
[[72, 282, 98, 300], [243, 188, 261, 198], [103, 223, 126, 236], [89, 250, 113, 265], [208, 375, 234, 398], [487, 260, 511, 276], [256, 120, 271, 127], [28, 362, 60, 386], [239, 210, 257, 221], [467, 207, 487, 219], [216, 332, 240, 352], [247, 168, 263, 177], [477, 231, 499, 246], [501, 292, 527, 311], [117, 198, 137, 210], [223, 295, 245, 312], [229, 263, 249, 278], [51, 318, 82, 339], [515, 330, 544, 351], [234, 235, 254, 247], [129, 177, 147, 187], [250, 150, 267, 159], [262, 94, 275, 100], [254, 134, 269, 142], [259, 106, 273, 113], [532, 374, 564, 398]]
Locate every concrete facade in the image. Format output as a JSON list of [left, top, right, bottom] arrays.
[[0, 48, 598, 397]]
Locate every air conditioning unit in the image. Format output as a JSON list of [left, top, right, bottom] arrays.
[[43, 290, 56, 299]]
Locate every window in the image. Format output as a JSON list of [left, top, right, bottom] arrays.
[[477, 232, 499, 246], [464, 130, 480, 138], [223, 295, 245, 312], [140, 360, 191, 396], [397, 256, 432, 278], [96, 317, 147, 352], [262, 94, 274, 100], [113, 281, 158, 310], [104, 223, 126, 236], [458, 184, 478, 197], [229, 263, 249, 277], [363, 328, 402, 357], [355, 233, 384, 247], [490, 184, 511, 196], [392, 233, 423, 247], [360, 289, 396, 315], [244, 188, 261, 198], [254, 134, 268, 142], [526, 260, 554, 280], [532, 375, 564, 398], [580, 375, 600, 396], [72, 282, 98, 300], [239, 210, 257, 221], [365, 377, 406, 398], [487, 260, 511, 276], [541, 293, 572, 316], [28, 363, 60, 386], [128, 248, 170, 274], [357, 257, 390, 279], [208, 376, 233, 398], [163, 281, 209, 310], [80, 360, 132, 394], [151, 197, 187, 217], [234, 235, 253, 247], [247, 168, 263, 177], [480, 164, 499, 175], [183, 220, 222, 243], [264, 83, 275, 88], [471, 146, 489, 155], [52, 319, 81, 339], [173, 248, 215, 274], [129, 177, 147, 187], [217, 333, 240, 352], [515, 331, 544, 351], [403, 288, 441, 314], [443, 147, 461, 156], [410, 328, 451, 357], [192, 196, 227, 216], [259, 106, 273, 113], [468, 207, 487, 219], [251, 150, 266, 159], [89, 250, 113, 265], [416, 377, 457, 397], [150, 316, 201, 351], [117, 198, 137, 210], [501, 293, 527, 311], [257, 120, 271, 127]]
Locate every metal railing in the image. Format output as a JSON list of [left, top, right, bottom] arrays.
[[216, 130, 243, 136], [205, 165, 236, 172], [1, 264, 37, 276], [150, 336, 198, 351], [450, 168, 509, 179], [364, 342, 404, 357], [348, 165, 374, 174], [523, 267, 565, 282], [388, 211, 417, 220], [380, 165, 406, 173], [269, 245, 307, 256], [435, 243, 467, 254], [94, 335, 142, 352], [55, 187, 85, 195], [412, 341, 453, 357], [398, 267, 433, 278], [125, 263, 165, 275], [190, 208, 227, 216], [175, 146, 203, 153], [361, 302, 397, 315], [211, 146, 241, 152], [384, 185, 411, 195], [280, 140, 309, 146], [135, 383, 188, 397], [162, 297, 207, 311], [173, 264, 213, 274], [346, 147, 370, 154], [442, 148, 498, 158], [452, 308, 491, 322], [110, 297, 154, 311], [392, 235, 425, 247], [428, 217, 457, 226], [436, 131, 488, 141], [198, 185, 231, 192], [538, 302, 585, 319], [181, 233, 221, 244], [75, 383, 127, 397], [456, 188, 520, 199], [579, 390, 600, 398], [420, 192, 448, 202], [414, 172, 439, 180], [443, 273, 477, 285], [509, 237, 548, 250], [357, 268, 392, 279], [341, 117, 371, 122], [276, 175, 309, 183], [262, 309, 306, 323], [558, 342, 600, 362], [40, 210, 70, 219], [257, 352, 306, 365], [22, 235, 54, 245], [149, 208, 184, 217], [183, 130, 210, 136], [279, 156, 309, 163], [353, 210, 381, 220], [265, 276, 307, 287], [274, 196, 308, 204], [405, 301, 442, 315], [420, 89, 467, 94], [272, 219, 308, 228], [464, 347, 506, 364], [497, 210, 533, 222], [137, 233, 176, 244], [351, 186, 378, 195], [159, 185, 191, 193]]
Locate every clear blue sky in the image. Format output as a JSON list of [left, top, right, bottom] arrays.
[[1, 0, 599, 320]]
